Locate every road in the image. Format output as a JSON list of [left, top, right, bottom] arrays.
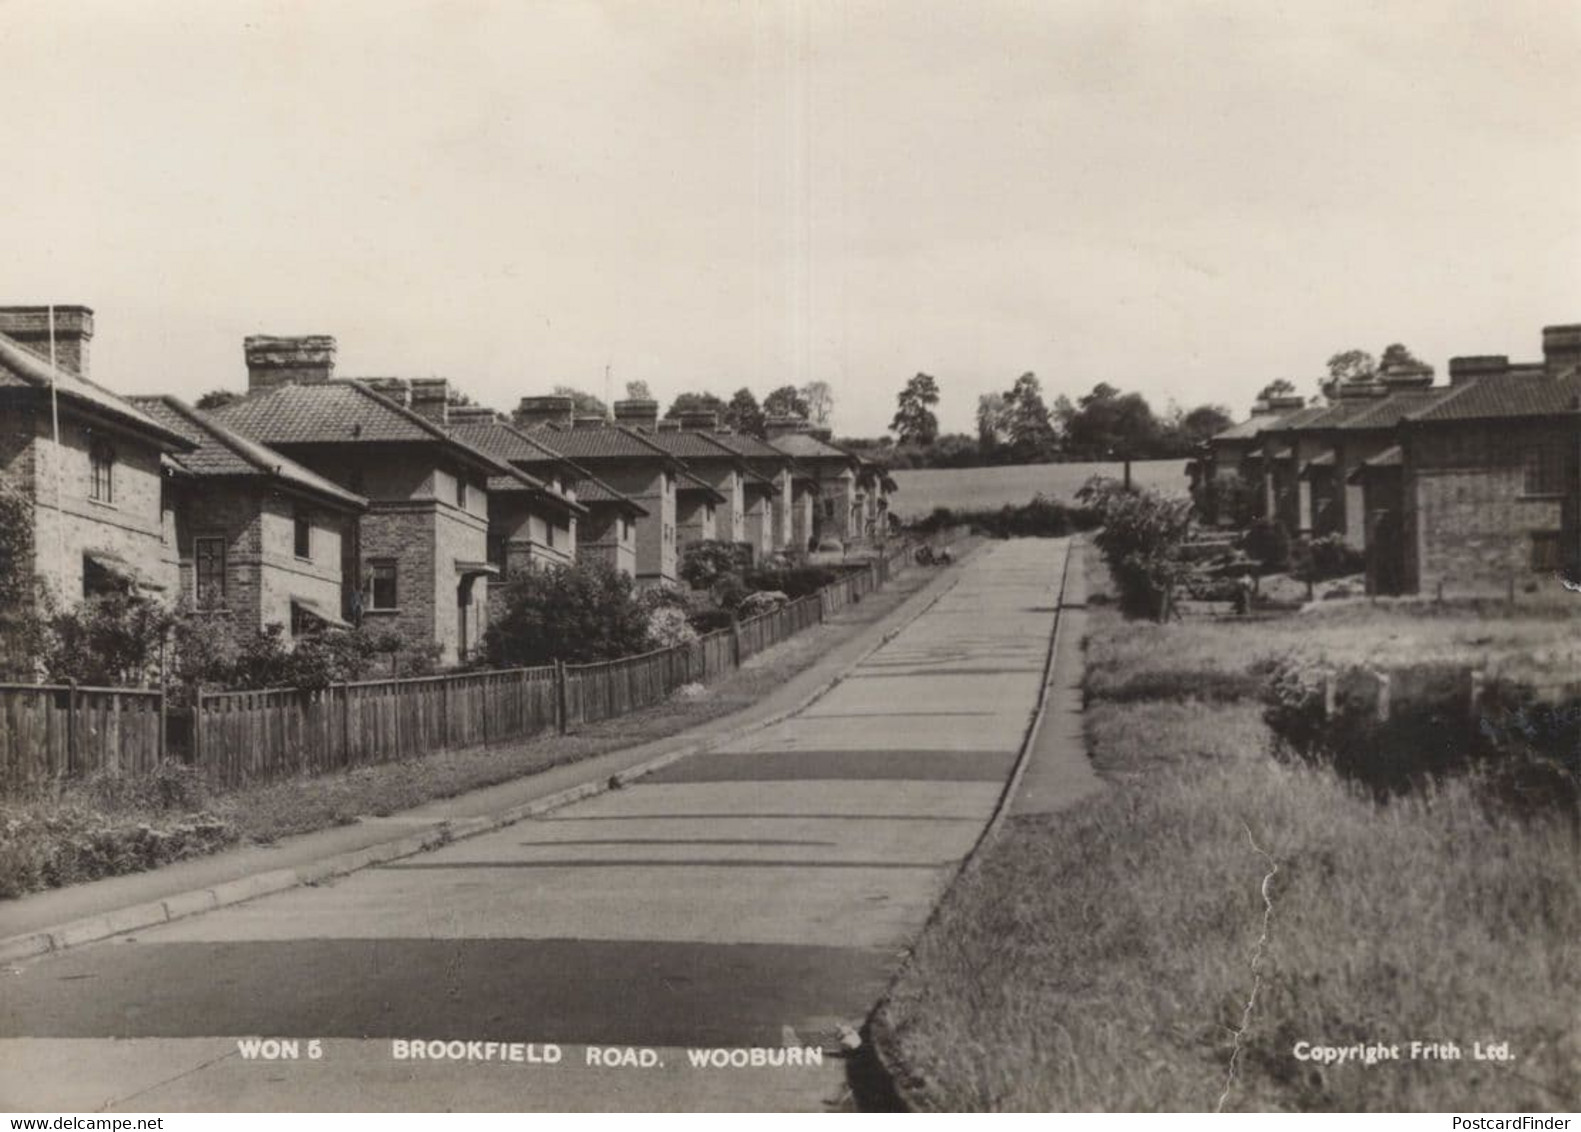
[[0, 538, 1074, 1112]]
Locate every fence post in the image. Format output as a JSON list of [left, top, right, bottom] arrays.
[[1469, 669, 1485, 719], [193, 686, 203, 772], [340, 684, 352, 767], [1375, 672, 1391, 722], [158, 684, 167, 764], [481, 673, 490, 746], [1322, 672, 1335, 720], [440, 674, 451, 750], [731, 619, 742, 669], [66, 678, 78, 776], [555, 659, 568, 734]]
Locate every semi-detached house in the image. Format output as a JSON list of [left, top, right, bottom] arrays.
[[128, 395, 367, 636], [211, 337, 513, 664], [0, 305, 192, 604]]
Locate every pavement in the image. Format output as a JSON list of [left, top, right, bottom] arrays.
[[0, 537, 1092, 1113]]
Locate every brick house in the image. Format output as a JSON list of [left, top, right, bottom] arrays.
[[0, 306, 193, 604], [1358, 328, 1581, 598], [447, 407, 647, 582], [211, 338, 512, 664], [765, 419, 860, 548], [1192, 394, 1308, 524], [704, 428, 799, 558], [615, 402, 751, 546], [128, 395, 367, 634], [513, 397, 689, 586]]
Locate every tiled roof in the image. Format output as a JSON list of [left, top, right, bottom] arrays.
[[707, 431, 791, 461], [1408, 369, 1581, 422], [573, 476, 648, 515], [448, 416, 566, 469], [530, 422, 681, 463], [677, 470, 727, 502], [767, 431, 857, 463], [1259, 404, 1345, 434], [1212, 408, 1306, 443], [0, 335, 193, 450], [641, 428, 747, 464], [1347, 445, 1403, 483], [129, 396, 366, 509], [210, 381, 508, 473], [1330, 387, 1455, 430]]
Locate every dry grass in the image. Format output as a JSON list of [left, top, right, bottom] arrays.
[[889, 461, 1189, 519], [877, 541, 1581, 1112], [879, 759, 1581, 1112]]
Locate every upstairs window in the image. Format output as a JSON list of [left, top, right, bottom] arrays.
[[455, 476, 467, 509], [195, 537, 227, 603], [89, 441, 115, 503], [367, 560, 398, 610], [545, 520, 556, 549], [293, 510, 312, 559], [1524, 444, 1567, 497]]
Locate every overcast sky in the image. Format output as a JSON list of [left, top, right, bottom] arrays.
[[5, 0, 1579, 436]]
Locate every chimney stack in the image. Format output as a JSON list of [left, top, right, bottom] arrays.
[[1265, 395, 1307, 411], [448, 405, 499, 423], [408, 378, 450, 425], [573, 414, 607, 430], [513, 395, 575, 430], [1447, 356, 1508, 387], [678, 410, 718, 432], [765, 415, 809, 438], [359, 377, 410, 406], [0, 305, 94, 377], [1378, 362, 1434, 390], [808, 426, 834, 442], [244, 335, 336, 392], [613, 399, 659, 430], [1542, 324, 1581, 373]]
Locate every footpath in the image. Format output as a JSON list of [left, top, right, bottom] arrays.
[[0, 551, 976, 959]]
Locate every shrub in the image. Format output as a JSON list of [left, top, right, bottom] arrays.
[[45, 592, 175, 687], [645, 605, 699, 648], [1292, 533, 1365, 582], [743, 565, 839, 600], [737, 590, 790, 618], [1243, 519, 1291, 572], [1086, 486, 1194, 621], [483, 560, 650, 666], [909, 494, 1099, 539], [679, 540, 751, 590], [0, 803, 236, 898], [686, 608, 735, 634]]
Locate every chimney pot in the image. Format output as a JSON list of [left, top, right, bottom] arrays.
[[1447, 355, 1509, 386], [408, 377, 450, 425], [448, 405, 498, 423], [613, 398, 659, 430], [764, 415, 809, 438], [513, 395, 576, 430], [244, 334, 336, 392], [0, 305, 94, 377], [1542, 324, 1581, 374]]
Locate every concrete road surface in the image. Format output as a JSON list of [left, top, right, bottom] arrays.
[[1, 538, 1075, 1113]]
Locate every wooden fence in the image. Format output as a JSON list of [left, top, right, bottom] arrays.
[[2, 532, 967, 795], [0, 683, 165, 797]]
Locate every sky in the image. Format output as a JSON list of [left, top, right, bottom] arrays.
[[3, 0, 1579, 436]]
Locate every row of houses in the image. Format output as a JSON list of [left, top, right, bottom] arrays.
[[1195, 319, 1581, 597], [0, 307, 896, 665]]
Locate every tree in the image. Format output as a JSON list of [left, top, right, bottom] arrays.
[[763, 385, 810, 421], [801, 381, 834, 429], [1179, 404, 1235, 447], [553, 384, 607, 417], [665, 391, 727, 420], [724, 388, 766, 438], [976, 392, 1010, 454], [890, 373, 941, 446], [1059, 382, 1161, 460], [1325, 350, 1377, 392], [1255, 379, 1297, 403], [1002, 372, 1058, 462], [624, 380, 653, 401], [1379, 343, 1424, 370], [195, 389, 241, 411]]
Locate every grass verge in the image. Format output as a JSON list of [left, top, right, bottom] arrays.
[[2, 549, 968, 898], [876, 543, 1581, 1112]]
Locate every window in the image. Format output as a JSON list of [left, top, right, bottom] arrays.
[[1524, 444, 1567, 497], [89, 441, 114, 503], [1532, 531, 1562, 573], [195, 537, 227, 603], [455, 476, 467, 509], [622, 518, 632, 541], [293, 510, 312, 559], [367, 560, 398, 610], [545, 520, 556, 549]]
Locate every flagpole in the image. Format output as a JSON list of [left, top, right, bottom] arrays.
[[47, 305, 66, 571]]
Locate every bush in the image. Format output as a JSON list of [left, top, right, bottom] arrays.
[[45, 592, 175, 687], [1086, 485, 1194, 621], [483, 560, 651, 666], [909, 494, 1099, 539], [645, 605, 699, 648], [743, 565, 839, 600], [1292, 533, 1365, 582], [1243, 519, 1291, 572], [679, 540, 751, 590], [686, 608, 735, 634], [737, 590, 790, 618]]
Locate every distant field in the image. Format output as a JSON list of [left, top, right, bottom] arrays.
[[888, 460, 1189, 518]]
